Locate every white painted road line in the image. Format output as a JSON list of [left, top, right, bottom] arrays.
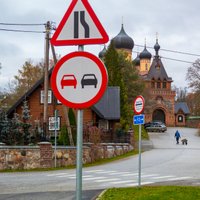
[[83, 177, 106, 181], [167, 177, 191, 181], [95, 171, 117, 174], [95, 178, 121, 183], [84, 170, 104, 173], [121, 173, 138, 177], [142, 174, 159, 178], [152, 175, 175, 179], [109, 180, 135, 184], [47, 173, 69, 176]]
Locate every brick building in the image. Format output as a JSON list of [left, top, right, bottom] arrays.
[[109, 24, 190, 126]]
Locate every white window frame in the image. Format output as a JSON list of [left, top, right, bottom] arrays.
[[48, 116, 61, 131], [40, 90, 52, 104]]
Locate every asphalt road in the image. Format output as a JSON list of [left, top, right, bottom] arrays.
[[0, 127, 199, 200]]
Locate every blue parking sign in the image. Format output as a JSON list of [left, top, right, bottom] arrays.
[[133, 114, 145, 125]]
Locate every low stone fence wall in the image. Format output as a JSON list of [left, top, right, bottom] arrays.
[[186, 119, 200, 128], [0, 142, 133, 170]]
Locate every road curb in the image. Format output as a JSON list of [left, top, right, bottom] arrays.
[[93, 189, 107, 200]]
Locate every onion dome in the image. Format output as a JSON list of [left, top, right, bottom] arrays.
[[112, 24, 134, 50], [133, 53, 140, 66], [98, 45, 107, 59], [139, 45, 152, 59], [154, 38, 160, 56]]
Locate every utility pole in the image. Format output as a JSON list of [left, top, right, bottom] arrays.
[[43, 21, 51, 141]]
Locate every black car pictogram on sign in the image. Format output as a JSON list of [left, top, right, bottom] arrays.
[[81, 74, 98, 88]]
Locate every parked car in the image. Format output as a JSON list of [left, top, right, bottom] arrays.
[[145, 123, 167, 132], [81, 74, 98, 88], [61, 74, 77, 89], [144, 122, 152, 129]]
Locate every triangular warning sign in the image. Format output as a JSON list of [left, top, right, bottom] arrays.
[[51, 0, 109, 46]]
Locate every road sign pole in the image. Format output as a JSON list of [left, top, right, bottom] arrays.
[[76, 45, 84, 200], [138, 124, 142, 187], [54, 109, 58, 168], [76, 109, 83, 200]]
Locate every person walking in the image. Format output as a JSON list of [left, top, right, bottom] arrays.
[[175, 130, 181, 144]]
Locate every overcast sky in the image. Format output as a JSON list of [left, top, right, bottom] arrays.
[[0, 0, 200, 92]]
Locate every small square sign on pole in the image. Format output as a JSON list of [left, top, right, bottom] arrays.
[[133, 114, 145, 125]]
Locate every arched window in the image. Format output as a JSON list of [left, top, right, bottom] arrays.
[[163, 79, 167, 89], [157, 79, 161, 89], [178, 115, 184, 122], [151, 78, 155, 88], [145, 63, 148, 70]]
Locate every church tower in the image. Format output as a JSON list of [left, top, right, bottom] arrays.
[[144, 39, 176, 126], [138, 42, 152, 76]]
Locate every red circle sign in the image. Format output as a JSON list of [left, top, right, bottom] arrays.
[[51, 51, 108, 109], [133, 95, 145, 114]]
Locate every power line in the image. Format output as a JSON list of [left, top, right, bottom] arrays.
[[132, 50, 193, 64], [161, 56, 194, 64], [0, 28, 45, 33], [0, 22, 45, 26], [135, 44, 200, 57]]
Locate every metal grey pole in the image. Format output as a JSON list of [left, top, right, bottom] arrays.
[[138, 124, 142, 187], [54, 109, 58, 168], [76, 45, 84, 200], [76, 109, 83, 200]]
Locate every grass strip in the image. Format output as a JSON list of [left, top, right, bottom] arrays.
[[99, 186, 200, 200]]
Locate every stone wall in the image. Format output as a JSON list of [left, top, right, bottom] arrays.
[[186, 119, 200, 128], [0, 143, 133, 170]]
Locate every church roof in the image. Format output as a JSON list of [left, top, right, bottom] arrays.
[[98, 45, 107, 59], [139, 46, 152, 59], [133, 53, 140, 66], [146, 57, 172, 81], [175, 102, 190, 114], [112, 24, 134, 50]]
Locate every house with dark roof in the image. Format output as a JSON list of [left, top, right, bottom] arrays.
[[7, 69, 120, 138]]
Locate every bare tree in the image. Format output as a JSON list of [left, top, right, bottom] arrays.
[[186, 59, 200, 92]]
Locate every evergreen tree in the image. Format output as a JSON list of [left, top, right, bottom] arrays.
[[104, 42, 130, 130], [104, 41, 121, 86], [21, 100, 32, 145], [11, 113, 23, 145], [104, 42, 144, 130], [0, 112, 11, 144]]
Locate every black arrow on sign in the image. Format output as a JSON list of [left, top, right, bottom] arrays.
[[74, 11, 90, 39]]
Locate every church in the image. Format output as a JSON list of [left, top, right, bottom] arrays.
[[99, 24, 190, 127]]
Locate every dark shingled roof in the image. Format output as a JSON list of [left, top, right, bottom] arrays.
[[92, 87, 120, 120], [175, 102, 190, 114], [146, 57, 172, 81]]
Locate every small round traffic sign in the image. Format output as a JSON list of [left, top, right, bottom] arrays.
[[133, 95, 145, 115], [51, 51, 108, 109]]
